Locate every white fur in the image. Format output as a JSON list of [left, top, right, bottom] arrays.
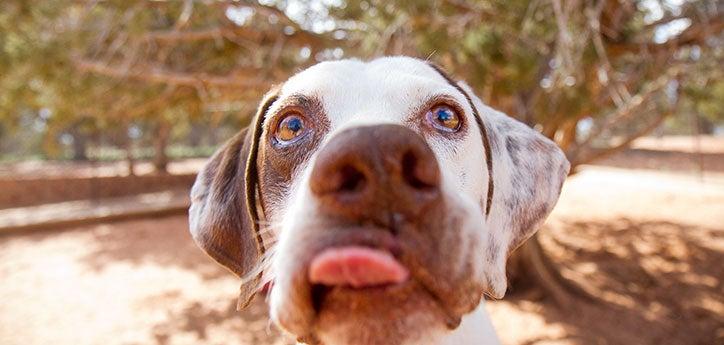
[[192, 56, 568, 345], [266, 57, 503, 344]]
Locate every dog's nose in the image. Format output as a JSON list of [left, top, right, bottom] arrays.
[[310, 124, 440, 221]]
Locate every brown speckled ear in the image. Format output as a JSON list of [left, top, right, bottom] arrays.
[[426, 64, 568, 298], [188, 87, 280, 309], [457, 81, 570, 299]]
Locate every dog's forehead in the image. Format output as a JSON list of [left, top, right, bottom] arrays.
[[265, 57, 488, 207], [278, 57, 462, 128]]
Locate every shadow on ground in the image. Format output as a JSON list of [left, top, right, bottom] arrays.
[[79, 215, 723, 345], [2, 214, 721, 345], [505, 218, 723, 345], [73, 215, 291, 344]]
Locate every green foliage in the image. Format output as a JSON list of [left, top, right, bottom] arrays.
[[0, 0, 721, 167], [332, 0, 722, 165]]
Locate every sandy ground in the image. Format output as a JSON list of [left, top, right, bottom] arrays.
[[631, 135, 724, 154], [0, 158, 207, 179], [1, 165, 723, 345]]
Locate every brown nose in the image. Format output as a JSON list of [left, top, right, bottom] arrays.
[[309, 124, 440, 224]]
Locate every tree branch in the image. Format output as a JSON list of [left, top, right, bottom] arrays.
[[75, 59, 269, 88], [573, 66, 681, 153], [608, 15, 723, 56], [142, 26, 328, 49], [572, 109, 673, 168]]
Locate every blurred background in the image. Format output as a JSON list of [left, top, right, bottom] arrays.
[[0, 1, 722, 344]]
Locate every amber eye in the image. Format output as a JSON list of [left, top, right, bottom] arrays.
[[274, 113, 307, 144], [426, 104, 461, 132]]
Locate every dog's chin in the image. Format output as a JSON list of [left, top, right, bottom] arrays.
[[271, 218, 485, 344], [307, 280, 452, 345]]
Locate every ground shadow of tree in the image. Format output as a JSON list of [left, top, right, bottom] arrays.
[[0, 214, 228, 280], [71, 214, 291, 344], [16, 214, 721, 344], [73, 214, 231, 280], [149, 297, 291, 345], [507, 218, 723, 345]]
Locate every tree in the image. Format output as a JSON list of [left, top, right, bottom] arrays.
[[1, 0, 334, 168], [1, 0, 721, 301], [327, 0, 722, 302]]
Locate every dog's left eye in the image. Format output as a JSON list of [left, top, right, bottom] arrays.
[[274, 113, 307, 144], [426, 104, 461, 132]]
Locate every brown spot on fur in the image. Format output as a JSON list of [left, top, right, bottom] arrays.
[[257, 94, 331, 218]]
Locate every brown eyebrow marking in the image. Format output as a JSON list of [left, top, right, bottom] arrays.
[[246, 88, 282, 259], [273, 93, 316, 113], [427, 63, 495, 217]]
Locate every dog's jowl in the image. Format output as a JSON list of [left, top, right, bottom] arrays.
[[189, 57, 569, 345]]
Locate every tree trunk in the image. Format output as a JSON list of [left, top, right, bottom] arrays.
[[188, 123, 202, 147], [69, 125, 89, 161], [558, 120, 578, 152], [506, 233, 594, 307], [153, 120, 170, 173], [123, 124, 136, 176]]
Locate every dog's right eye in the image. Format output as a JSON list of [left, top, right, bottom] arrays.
[[274, 113, 307, 144], [426, 104, 461, 133]]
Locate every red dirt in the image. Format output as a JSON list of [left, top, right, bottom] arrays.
[[0, 158, 206, 179], [1, 148, 723, 344]]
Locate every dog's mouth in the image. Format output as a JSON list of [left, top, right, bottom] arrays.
[[272, 221, 479, 344], [308, 245, 410, 311], [294, 228, 464, 329], [309, 246, 410, 287]]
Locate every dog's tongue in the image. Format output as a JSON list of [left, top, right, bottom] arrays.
[[308, 246, 409, 288]]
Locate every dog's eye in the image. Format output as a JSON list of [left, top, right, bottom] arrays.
[[275, 114, 306, 143], [426, 105, 461, 132]]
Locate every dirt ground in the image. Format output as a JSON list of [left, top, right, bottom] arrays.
[[1, 159, 723, 344], [0, 158, 207, 179]]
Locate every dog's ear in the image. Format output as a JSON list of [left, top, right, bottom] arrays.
[[456, 83, 570, 299], [188, 88, 279, 308], [425, 63, 569, 298]]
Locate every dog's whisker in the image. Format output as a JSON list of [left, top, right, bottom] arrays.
[[425, 50, 437, 61], [239, 246, 278, 289]]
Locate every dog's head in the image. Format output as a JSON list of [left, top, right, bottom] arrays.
[[189, 57, 569, 345]]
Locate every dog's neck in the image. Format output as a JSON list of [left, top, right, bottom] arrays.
[[296, 302, 501, 345], [436, 301, 500, 345]]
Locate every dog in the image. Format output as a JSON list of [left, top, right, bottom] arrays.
[[189, 56, 569, 345]]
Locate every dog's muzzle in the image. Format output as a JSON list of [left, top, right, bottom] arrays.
[[274, 125, 482, 344], [310, 124, 441, 229], [306, 124, 441, 291]]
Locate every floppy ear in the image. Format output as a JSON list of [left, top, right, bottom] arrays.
[[457, 84, 570, 299], [476, 96, 569, 298], [188, 88, 279, 308]]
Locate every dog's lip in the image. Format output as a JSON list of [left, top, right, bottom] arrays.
[[301, 228, 402, 311], [298, 229, 463, 329], [277, 225, 464, 336], [310, 280, 412, 313], [309, 276, 462, 330], [308, 246, 410, 287], [307, 226, 403, 254]]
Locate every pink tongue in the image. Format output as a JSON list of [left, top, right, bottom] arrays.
[[308, 246, 409, 288]]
